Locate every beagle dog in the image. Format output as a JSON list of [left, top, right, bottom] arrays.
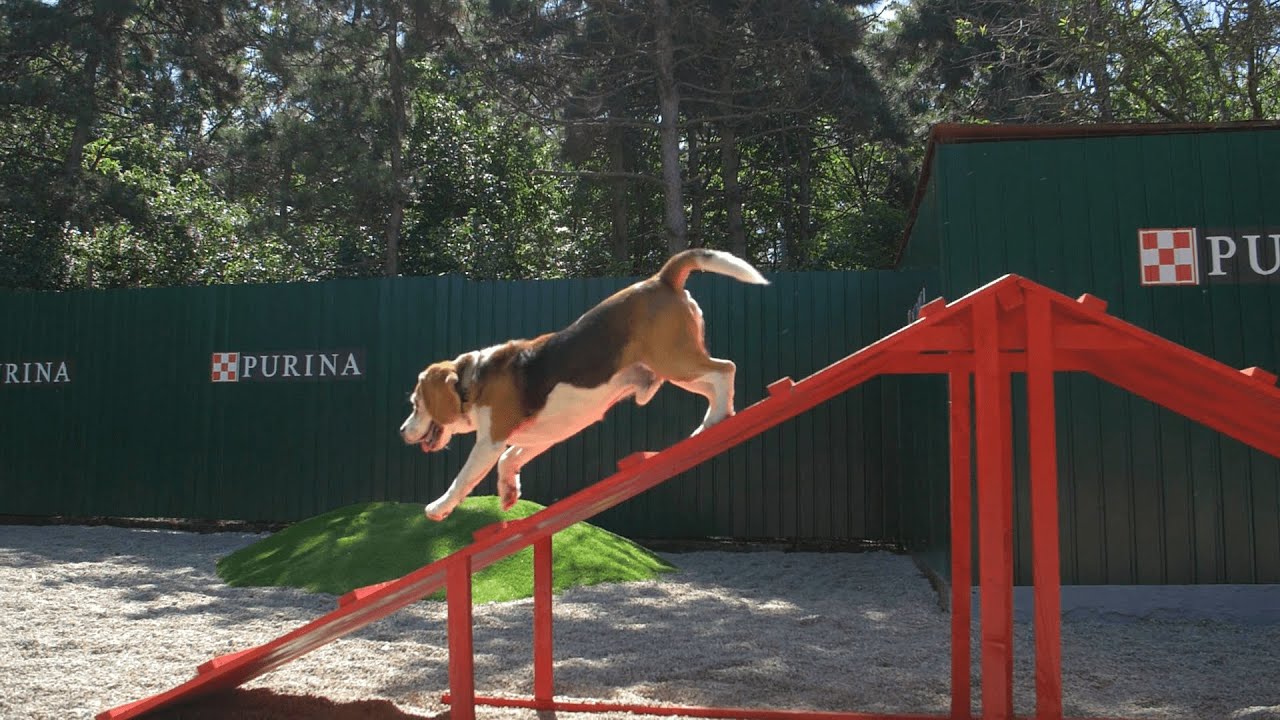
[[399, 249, 769, 521]]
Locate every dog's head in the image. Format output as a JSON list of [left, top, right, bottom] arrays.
[[400, 360, 469, 452]]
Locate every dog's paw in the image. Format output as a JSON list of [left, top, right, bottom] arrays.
[[500, 489, 520, 512], [424, 500, 452, 521], [499, 479, 521, 512]]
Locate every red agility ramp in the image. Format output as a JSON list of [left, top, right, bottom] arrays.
[[99, 274, 1280, 720]]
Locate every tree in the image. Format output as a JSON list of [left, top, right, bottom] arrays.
[[885, 0, 1280, 125], [474, 0, 904, 272], [0, 0, 248, 289]]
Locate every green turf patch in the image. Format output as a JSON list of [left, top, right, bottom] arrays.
[[215, 497, 676, 604]]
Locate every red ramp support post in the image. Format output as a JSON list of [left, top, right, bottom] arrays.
[[533, 536, 555, 707], [1027, 292, 1064, 720], [446, 557, 476, 720], [973, 294, 1015, 720], [947, 368, 972, 720]]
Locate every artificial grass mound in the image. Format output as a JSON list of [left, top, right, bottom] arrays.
[[216, 497, 676, 604]]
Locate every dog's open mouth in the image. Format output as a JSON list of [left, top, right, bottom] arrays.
[[419, 421, 443, 453]]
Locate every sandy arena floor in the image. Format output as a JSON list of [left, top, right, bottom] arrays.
[[2, 525, 1279, 720]]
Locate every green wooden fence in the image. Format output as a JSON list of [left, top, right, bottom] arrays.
[[0, 270, 935, 541]]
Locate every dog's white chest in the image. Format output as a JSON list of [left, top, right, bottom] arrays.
[[508, 373, 638, 446]]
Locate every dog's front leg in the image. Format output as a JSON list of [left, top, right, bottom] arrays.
[[425, 438, 505, 521]]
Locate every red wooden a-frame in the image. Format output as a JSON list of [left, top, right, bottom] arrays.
[[99, 275, 1280, 720]]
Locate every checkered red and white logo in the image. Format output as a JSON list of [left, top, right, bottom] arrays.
[[1138, 228, 1200, 286], [211, 352, 240, 382]]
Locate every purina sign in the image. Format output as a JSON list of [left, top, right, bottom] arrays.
[[211, 349, 365, 383], [3, 359, 71, 385], [1139, 228, 1280, 286]]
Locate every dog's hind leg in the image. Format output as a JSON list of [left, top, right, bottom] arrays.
[[670, 358, 736, 436], [496, 442, 552, 511], [626, 364, 663, 406]]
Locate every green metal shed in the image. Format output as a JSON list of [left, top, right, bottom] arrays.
[[897, 122, 1280, 585]]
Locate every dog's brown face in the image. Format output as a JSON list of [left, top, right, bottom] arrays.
[[400, 361, 466, 453]]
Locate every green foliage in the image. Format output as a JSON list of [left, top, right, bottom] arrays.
[[3, 0, 1275, 290], [216, 498, 677, 603], [399, 65, 574, 279]]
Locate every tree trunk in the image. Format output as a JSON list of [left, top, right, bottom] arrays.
[[607, 125, 630, 268], [688, 130, 703, 248], [384, 4, 406, 277], [1089, 0, 1113, 121], [60, 11, 118, 228], [278, 150, 293, 225], [652, 0, 687, 254], [795, 128, 812, 269], [721, 123, 745, 259], [719, 76, 745, 258], [1245, 0, 1264, 119]]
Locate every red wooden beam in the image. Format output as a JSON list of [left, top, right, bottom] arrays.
[[974, 295, 1015, 720], [533, 537, 555, 706], [446, 558, 476, 720], [947, 370, 973, 720], [1027, 293, 1063, 720]]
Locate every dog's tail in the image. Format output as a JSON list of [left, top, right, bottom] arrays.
[[657, 249, 769, 291]]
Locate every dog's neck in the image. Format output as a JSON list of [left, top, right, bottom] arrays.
[[455, 352, 479, 406]]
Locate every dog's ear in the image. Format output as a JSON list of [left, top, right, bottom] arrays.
[[422, 362, 464, 423]]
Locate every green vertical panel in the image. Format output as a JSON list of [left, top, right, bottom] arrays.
[[825, 272, 850, 539], [759, 271, 782, 537], [792, 272, 816, 537], [1140, 136, 1211, 584], [384, 279, 405, 505], [810, 273, 834, 538], [1226, 129, 1278, 582], [939, 148, 976, 296], [1004, 141, 1038, 585], [1240, 129, 1280, 582], [708, 274, 734, 536], [1038, 140, 1102, 585], [1107, 136, 1169, 583], [1168, 134, 1227, 582], [843, 273, 867, 538], [370, 281, 391, 504], [779, 273, 801, 537], [191, 288, 217, 517], [861, 278, 884, 538], [728, 271, 751, 537], [1086, 137, 1145, 584], [1063, 139, 1116, 585], [741, 271, 767, 537]]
